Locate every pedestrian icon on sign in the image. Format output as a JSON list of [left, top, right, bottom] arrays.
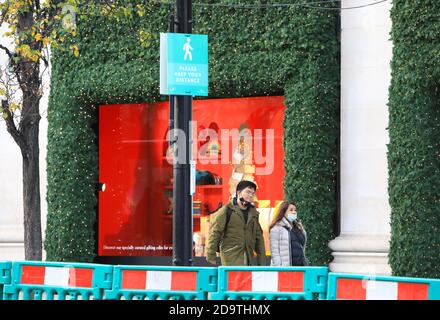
[[183, 37, 193, 61]]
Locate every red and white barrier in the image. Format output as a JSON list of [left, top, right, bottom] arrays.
[[336, 278, 429, 300], [121, 270, 198, 291], [20, 265, 93, 288], [227, 271, 304, 292]]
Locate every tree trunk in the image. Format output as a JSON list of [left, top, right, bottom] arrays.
[[21, 115, 42, 261], [17, 8, 43, 261], [19, 65, 43, 261]]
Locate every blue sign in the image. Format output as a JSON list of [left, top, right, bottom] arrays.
[[160, 33, 208, 96]]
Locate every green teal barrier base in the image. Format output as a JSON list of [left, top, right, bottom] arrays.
[[0, 261, 12, 300], [211, 292, 314, 300], [108, 290, 203, 300]]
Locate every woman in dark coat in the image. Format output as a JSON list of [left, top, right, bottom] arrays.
[[269, 200, 308, 266]]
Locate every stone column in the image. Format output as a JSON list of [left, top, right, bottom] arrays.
[[329, 0, 393, 275]]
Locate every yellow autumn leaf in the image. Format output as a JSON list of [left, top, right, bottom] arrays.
[[43, 37, 50, 47], [17, 44, 30, 58], [9, 102, 21, 112], [70, 45, 79, 57], [35, 33, 42, 42], [0, 88, 6, 96], [13, 1, 22, 10], [139, 30, 152, 48]]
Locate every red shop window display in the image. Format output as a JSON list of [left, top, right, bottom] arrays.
[[98, 96, 285, 257]]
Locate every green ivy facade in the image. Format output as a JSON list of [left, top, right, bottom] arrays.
[[45, 0, 339, 265], [388, 0, 440, 278]]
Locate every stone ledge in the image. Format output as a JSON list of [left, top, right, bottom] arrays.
[[0, 243, 24, 261], [0, 226, 24, 243], [330, 252, 391, 276], [329, 234, 390, 253]]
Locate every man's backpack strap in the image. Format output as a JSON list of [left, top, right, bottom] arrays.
[[215, 206, 233, 253], [223, 206, 232, 234]]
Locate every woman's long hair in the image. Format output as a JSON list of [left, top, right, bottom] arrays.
[[269, 200, 296, 230]]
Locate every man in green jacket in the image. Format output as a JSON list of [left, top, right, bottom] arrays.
[[206, 180, 266, 266]]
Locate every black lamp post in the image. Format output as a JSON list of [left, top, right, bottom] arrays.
[[172, 0, 193, 266]]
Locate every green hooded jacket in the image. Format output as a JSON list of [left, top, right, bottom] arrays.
[[206, 199, 266, 266]]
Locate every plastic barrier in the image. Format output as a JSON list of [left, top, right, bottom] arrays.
[[2, 261, 113, 300], [327, 273, 440, 300], [106, 265, 218, 300], [0, 261, 12, 300], [211, 266, 328, 300]]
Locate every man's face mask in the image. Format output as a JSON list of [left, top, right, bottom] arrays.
[[239, 196, 250, 208], [238, 187, 255, 208]]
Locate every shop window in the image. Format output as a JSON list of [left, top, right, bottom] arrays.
[[98, 96, 285, 257]]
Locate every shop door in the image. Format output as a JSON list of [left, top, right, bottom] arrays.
[[98, 103, 172, 256]]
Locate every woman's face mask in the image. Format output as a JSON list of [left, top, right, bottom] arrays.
[[285, 204, 298, 222]]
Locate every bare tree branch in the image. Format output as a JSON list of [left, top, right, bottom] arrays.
[[1, 100, 27, 154], [0, 3, 11, 26], [41, 55, 49, 68], [35, 0, 41, 12], [0, 44, 13, 60], [0, 45, 26, 90]]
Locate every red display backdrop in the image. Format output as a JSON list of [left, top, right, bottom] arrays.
[[98, 96, 285, 256]]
